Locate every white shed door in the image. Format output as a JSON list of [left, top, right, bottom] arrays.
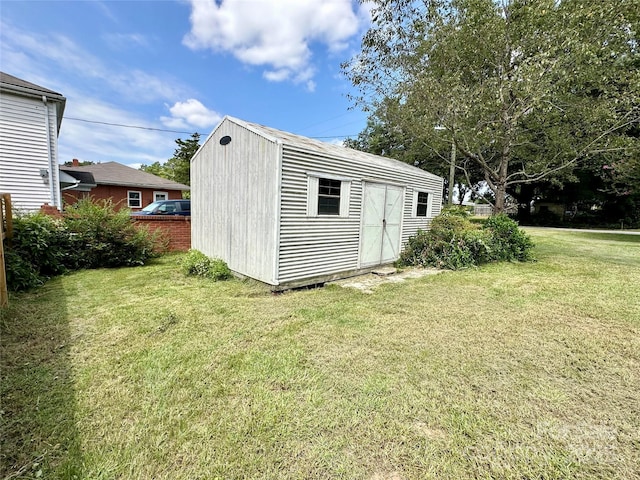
[[360, 183, 404, 267]]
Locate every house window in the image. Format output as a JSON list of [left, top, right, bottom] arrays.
[[128, 190, 142, 208], [307, 175, 351, 217], [154, 191, 168, 202], [414, 190, 432, 217]]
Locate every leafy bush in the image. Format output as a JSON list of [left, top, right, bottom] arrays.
[[181, 249, 232, 281], [64, 198, 160, 268], [4, 198, 162, 291], [4, 250, 43, 291], [483, 213, 534, 262], [399, 210, 534, 270], [7, 213, 70, 277]]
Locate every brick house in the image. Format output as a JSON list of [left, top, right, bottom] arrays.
[[61, 159, 189, 211]]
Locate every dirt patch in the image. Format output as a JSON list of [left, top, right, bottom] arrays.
[[329, 267, 444, 293]]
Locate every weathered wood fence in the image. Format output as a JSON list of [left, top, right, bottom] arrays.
[[1, 193, 13, 307]]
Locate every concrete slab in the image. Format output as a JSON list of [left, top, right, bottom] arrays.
[[329, 267, 444, 294]]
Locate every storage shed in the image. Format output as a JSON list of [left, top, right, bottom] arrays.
[[191, 116, 444, 289]]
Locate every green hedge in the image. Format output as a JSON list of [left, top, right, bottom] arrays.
[[4, 198, 163, 291]]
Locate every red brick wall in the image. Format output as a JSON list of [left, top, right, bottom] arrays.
[[131, 216, 191, 252], [39, 203, 63, 217], [63, 186, 184, 211]]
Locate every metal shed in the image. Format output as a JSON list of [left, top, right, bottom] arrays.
[[191, 116, 444, 289]]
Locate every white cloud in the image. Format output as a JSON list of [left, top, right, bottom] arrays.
[[183, 0, 366, 87], [161, 99, 222, 129], [0, 22, 186, 104]]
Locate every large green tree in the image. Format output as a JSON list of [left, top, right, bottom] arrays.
[[344, 0, 640, 212], [140, 133, 201, 186]]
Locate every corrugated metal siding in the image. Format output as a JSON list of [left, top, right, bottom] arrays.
[[191, 120, 280, 284], [0, 94, 58, 211], [278, 146, 443, 283]]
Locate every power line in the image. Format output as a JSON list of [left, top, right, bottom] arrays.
[[65, 117, 199, 135], [64, 116, 359, 139]]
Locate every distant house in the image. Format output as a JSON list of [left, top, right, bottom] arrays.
[[192, 116, 444, 289], [0, 71, 67, 211], [61, 160, 190, 211]]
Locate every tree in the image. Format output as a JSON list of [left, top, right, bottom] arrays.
[[343, 0, 640, 212], [140, 133, 201, 186]]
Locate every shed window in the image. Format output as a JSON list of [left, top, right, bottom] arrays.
[[318, 178, 341, 215], [413, 190, 432, 218], [416, 192, 429, 217], [128, 190, 142, 208], [307, 175, 351, 218]]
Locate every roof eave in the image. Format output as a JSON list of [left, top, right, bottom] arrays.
[[1, 82, 67, 133], [95, 181, 190, 191]]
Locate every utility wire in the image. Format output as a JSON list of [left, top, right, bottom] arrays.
[[65, 117, 197, 135], [64, 116, 358, 139]]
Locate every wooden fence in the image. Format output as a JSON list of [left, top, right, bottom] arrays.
[[1, 193, 12, 307]]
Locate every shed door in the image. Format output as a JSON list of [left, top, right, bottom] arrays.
[[360, 183, 404, 267]]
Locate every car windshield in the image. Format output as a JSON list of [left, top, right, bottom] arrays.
[[140, 201, 163, 213]]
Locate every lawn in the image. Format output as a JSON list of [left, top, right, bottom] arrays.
[[1, 229, 639, 479]]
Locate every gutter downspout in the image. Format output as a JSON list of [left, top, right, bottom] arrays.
[[42, 95, 58, 209], [60, 181, 81, 191]]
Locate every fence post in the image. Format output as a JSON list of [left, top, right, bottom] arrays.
[[1, 193, 12, 308]]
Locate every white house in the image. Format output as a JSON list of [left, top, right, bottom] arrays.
[[0, 72, 67, 211], [191, 116, 444, 289]]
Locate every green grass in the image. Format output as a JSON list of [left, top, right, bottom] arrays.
[[2, 229, 639, 479]]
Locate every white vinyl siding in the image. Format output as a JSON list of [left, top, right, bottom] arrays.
[[0, 94, 61, 211]]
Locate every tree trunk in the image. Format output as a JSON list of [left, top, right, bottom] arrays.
[[494, 183, 507, 213]]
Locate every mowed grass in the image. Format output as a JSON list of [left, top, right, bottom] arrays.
[[1, 229, 639, 479]]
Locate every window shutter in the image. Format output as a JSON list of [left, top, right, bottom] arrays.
[[307, 176, 318, 216], [340, 181, 351, 217]]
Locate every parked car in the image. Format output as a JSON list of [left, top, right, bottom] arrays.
[[131, 199, 190, 216]]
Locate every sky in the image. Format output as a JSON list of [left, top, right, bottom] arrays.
[[0, 0, 373, 169]]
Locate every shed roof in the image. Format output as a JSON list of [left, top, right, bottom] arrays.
[[0, 71, 66, 132], [215, 116, 442, 181], [62, 161, 190, 191]]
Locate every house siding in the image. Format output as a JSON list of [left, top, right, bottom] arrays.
[[277, 146, 443, 284], [191, 121, 280, 284], [0, 93, 61, 211]]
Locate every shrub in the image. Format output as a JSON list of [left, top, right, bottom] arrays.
[[181, 250, 232, 281], [483, 214, 534, 262], [4, 250, 43, 291], [8, 213, 70, 276], [64, 198, 160, 268], [4, 198, 162, 291], [399, 210, 534, 270]]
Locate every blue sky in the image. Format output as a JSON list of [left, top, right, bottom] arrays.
[[1, 0, 372, 168]]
